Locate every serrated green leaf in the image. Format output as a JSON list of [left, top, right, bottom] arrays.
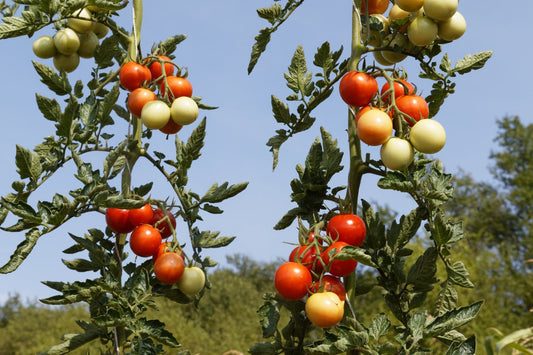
[[266, 129, 289, 170], [0, 11, 44, 39], [432, 212, 464, 246], [335, 246, 376, 268], [274, 207, 302, 230], [447, 261, 474, 288], [62, 258, 99, 272], [378, 171, 415, 193], [369, 313, 391, 340], [35, 94, 62, 122], [0, 228, 41, 273], [406, 247, 438, 291], [202, 204, 223, 214], [435, 281, 458, 317], [425, 301, 484, 337], [158, 34, 187, 55], [258, 295, 281, 338], [103, 140, 127, 180], [409, 310, 427, 342], [99, 82, 120, 126], [285, 45, 311, 94], [257, 4, 282, 24], [440, 54, 452, 72], [271, 95, 292, 124], [248, 27, 273, 74], [195, 230, 235, 248], [15, 144, 42, 181], [200, 182, 248, 204], [320, 127, 343, 180], [446, 335, 477, 355], [495, 328, 533, 354], [135, 318, 179, 348], [40, 325, 107, 355], [452, 51, 493, 75], [32, 61, 71, 96]]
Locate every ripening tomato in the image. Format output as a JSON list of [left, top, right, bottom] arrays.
[[154, 252, 185, 284], [274, 262, 313, 300], [380, 79, 414, 104], [310, 275, 346, 301], [54, 28, 80, 55], [141, 100, 171, 129], [326, 214, 366, 247], [423, 0, 458, 21], [129, 224, 162, 257], [407, 16, 438, 47], [128, 204, 154, 228], [305, 292, 344, 328], [289, 245, 321, 272], [395, 0, 424, 12], [178, 266, 206, 296], [149, 55, 174, 83], [105, 208, 135, 234], [53, 53, 80, 73], [77, 32, 99, 58], [160, 76, 193, 99], [357, 108, 393, 146], [355, 106, 391, 125], [321, 241, 358, 277], [159, 119, 183, 135], [150, 209, 177, 239], [409, 119, 446, 154], [33, 35, 57, 59], [127, 88, 157, 117], [170, 97, 199, 125], [68, 7, 93, 34], [360, 0, 389, 15], [381, 34, 409, 63], [119, 62, 152, 92], [395, 94, 429, 126], [380, 137, 415, 170], [92, 22, 109, 39], [438, 11, 466, 41], [339, 71, 378, 107]]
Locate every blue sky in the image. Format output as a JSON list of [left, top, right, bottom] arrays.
[[1, 0, 532, 303]]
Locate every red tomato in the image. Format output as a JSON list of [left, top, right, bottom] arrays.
[[274, 262, 313, 300], [361, 0, 389, 14], [119, 62, 151, 91], [129, 224, 162, 257], [150, 209, 177, 239], [160, 76, 193, 100], [152, 241, 172, 262], [159, 119, 183, 135], [310, 275, 347, 301], [395, 94, 429, 126], [326, 214, 366, 247], [128, 204, 154, 228], [105, 208, 134, 234], [339, 71, 378, 107], [127, 88, 157, 117], [148, 55, 174, 83], [154, 252, 185, 285], [380, 79, 415, 103], [321, 242, 358, 277], [289, 245, 321, 272]]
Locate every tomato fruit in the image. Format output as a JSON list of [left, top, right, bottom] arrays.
[[128, 204, 154, 228], [395, 94, 429, 126], [381, 34, 409, 63], [129, 224, 162, 257], [170, 97, 199, 125], [160, 76, 193, 99], [305, 292, 344, 328], [274, 262, 313, 300], [105, 208, 134, 234], [380, 137, 415, 170], [128, 88, 157, 117], [53, 53, 80, 73], [362, 14, 389, 46], [409, 119, 446, 154], [322, 241, 358, 277], [423, 0, 458, 21], [92, 22, 109, 39], [149, 55, 174, 83], [154, 252, 185, 285], [438, 11, 466, 41], [119, 62, 152, 92], [339, 71, 378, 107], [395, 0, 424, 12], [68, 8, 93, 34], [77, 32, 99, 58], [357, 108, 393, 146], [159, 118, 183, 135], [373, 50, 394, 66], [54, 28, 80, 55], [361, 0, 389, 14], [326, 214, 366, 247], [289, 245, 321, 272], [407, 16, 438, 47], [150, 209, 177, 239], [178, 266, 206, 296], [33, 35, 57, 59], [141, 100, 171, 129], [381, 79, 414, 104], [310, 275, 346, 301]]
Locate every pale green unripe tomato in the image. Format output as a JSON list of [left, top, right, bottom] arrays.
[[395, 0, 424, 12], [178, 266, 206, 296], [380, 137, 415, 170], [373, 50, 394, 66], [92, 22, 109, 39], [32, 35, 57, 59], [438, 11, 466, 41], [362, 14, 390, 47], [77, 31, 99, 58], [407, 16, 438, 46], [409, 119, 446, 154], [423, 0, 458, 21], [53, 53, 80, 73], [170, 97, 199, 125], [68, 8, 93, 34], [141, 100, 171, 129], [381, 33, 409, 63], [54, 28, 80, 55]]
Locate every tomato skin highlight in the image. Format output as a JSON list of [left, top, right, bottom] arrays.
[[119, 62, 152, 92], [161, 76, 193, 100], [128, 204, 154, 228], [154, 252, 185, 285], [105, 208, 134, 234], [339, 71, 378, 107], [129, 224, 162, 257], [275, 262, 313, 300], [322, 242, 358, 277], [326, 214, 366, 247]]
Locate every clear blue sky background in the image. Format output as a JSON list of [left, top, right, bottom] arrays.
[[1, 0, 532, 303]]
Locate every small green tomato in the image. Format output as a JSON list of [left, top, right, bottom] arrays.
[[170, 96, 199, 125], [409, 119, 446, 154], [380, 137, 415, 170], [178, 266, 206, 296]]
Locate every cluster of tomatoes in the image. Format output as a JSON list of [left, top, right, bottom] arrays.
[[361, 0, 466, 65], [32, 7, 109, 72], [339, 71, 446, 170], [105, 204, 205, 297], [274, 214, 366, 328], [119, 56, 199, 135]]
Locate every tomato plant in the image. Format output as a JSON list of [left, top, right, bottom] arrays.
[[321, 241, 358, 277]]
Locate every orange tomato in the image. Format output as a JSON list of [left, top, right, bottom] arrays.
[[357, 108, 393, 146], [361, 0, 389, 15]]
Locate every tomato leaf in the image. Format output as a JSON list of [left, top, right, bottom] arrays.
[[424, 301, 484, 338], [406, 247, 438, 292], [368, 313, 391, 340], [195, 230, 235, 248], [445, 335, 477, 355], [15, 144, 42, 181], [32, 61, 72, 96], [452, 51, 493, 75], [157, 34, 187, 56], [0, 228, 41, 274], [35, 94, 62, 122], [40, 324, 107, 355], [446, 261, 474, 288], [200, 182, 248, 204], [257, 294, 281, 338]]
